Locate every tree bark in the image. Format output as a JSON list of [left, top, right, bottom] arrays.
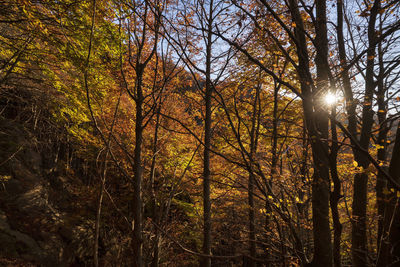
[[329, 102, 342, 267], [376, 122, 400, 266], [248, 172, 256, 267], [309, 0, 333, 265], [351, 1, 379, 266], [150, 106, 161, 267], [133, 66, 144, 267], [201, 1, 214, 265], [375, 40, 390, 266]]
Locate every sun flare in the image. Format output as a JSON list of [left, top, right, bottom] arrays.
[[324, 92, 337, 105]]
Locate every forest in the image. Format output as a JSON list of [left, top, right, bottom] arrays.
[[0, 0, 400, 266]]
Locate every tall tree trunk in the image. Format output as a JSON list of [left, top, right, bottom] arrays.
[[351, 1, 379, 266], [312, 0, 333, 265], [248, 172, 256, 267], [202, 1, 214, 265], [287, 0, 333, 265], [388, 123, 400, 264], [377, 122, 400, 265], [150, 106, 161, 267], [94, 161, 106, 267], [336, 0, 357, 137], [248, 125, 256, 267], [375, 39, 389, 266], [329, 9, 343, 261], [248, 78, 260, 267], [329, 107, 342, 267], [265, 79, 279, 267], [133, 66, 144, 267]]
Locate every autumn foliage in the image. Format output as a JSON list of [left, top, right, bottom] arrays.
[[1, 0, 400, 266]]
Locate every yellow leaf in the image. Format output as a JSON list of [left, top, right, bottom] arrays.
[[0, 175, 11, 181], [383, 187, 391, 195], [353, 161, 358, 167]]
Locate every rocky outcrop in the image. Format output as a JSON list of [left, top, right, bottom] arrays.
[[0, 118, 95, 266]]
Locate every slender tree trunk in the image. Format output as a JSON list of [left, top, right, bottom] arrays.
[[376, 122, 400, 266], [202, 76, 212, 267], [337, 2, 376, 263], [265, 80, 279, 267], [300, 121, 312, 257], [375, 40, 389, 266], [351, 169, 369, 266], [94, 166, 106, 267], [133, 66, 144, 267], [329, 107, 342, 267], [351, 2, 379, 266], [150, 106, 161, 267], [202, 2, 214, 265], [248, 172, 256, 267], [84, 1, 105, 266], [248, 74, 261, 267], [336, 0, 357, 139]]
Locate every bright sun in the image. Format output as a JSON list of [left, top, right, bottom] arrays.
[[324, 92, 337, 105]]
